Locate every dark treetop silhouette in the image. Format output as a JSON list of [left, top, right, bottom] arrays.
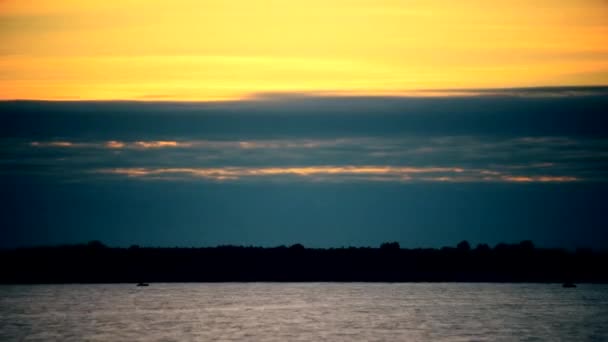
[[1, 240, 606, 284]]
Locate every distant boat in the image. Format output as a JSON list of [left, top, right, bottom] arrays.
[[562, 282, 576, 288], [137, 282, 149, 287]]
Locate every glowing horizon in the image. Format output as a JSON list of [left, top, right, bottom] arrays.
[[1, 0, 607, 101]]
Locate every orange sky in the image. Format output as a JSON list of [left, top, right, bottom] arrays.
[[1, 0, 607, 100]]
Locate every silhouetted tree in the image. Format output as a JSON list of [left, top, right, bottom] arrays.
[[87, 240, 106, 249], [519, 240, 534, 251], [475, 243, 491, 252], [380, 242, 400, 250], [2, 240, 607, 283], [494, 243, 509, 252], [290, 243, 305, 251], [457, 240, 471, 251]]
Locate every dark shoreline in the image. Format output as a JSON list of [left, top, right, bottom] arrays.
[[2, 241, 607, 284]]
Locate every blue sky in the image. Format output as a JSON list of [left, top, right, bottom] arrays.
[[1, 87, 607, 249]]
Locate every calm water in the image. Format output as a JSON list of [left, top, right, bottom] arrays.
[[1, 283, 607, 341]]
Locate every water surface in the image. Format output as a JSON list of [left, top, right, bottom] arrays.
[[1, 283, 607, 341]]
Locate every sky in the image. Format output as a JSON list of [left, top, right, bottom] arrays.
[[0, 1, 607, 249], [1, 0, 607, 100], [1, 89, 608, 249]]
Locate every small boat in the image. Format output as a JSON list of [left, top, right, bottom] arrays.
[[562, 282, 576, 288], [137, 282, 150, 287]]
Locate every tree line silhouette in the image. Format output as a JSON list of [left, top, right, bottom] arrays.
[[1, 240, 606, 283]]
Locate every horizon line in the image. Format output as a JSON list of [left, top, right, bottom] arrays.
[[2, 85, 608, 103], [6, 240, 604, 252]]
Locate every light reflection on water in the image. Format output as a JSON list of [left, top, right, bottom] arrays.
[[1, 283, 607, 341]]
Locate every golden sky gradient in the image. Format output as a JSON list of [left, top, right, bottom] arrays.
[[1, 0, 607, 100]]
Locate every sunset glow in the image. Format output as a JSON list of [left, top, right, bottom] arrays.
[[1, 0, 607, 100]]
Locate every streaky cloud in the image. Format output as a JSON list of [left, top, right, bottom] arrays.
[[249, 86, 608, 100], [30, 141, 78, 148], [133, 140, 193, 149], [97, 166, 579, 183], [104, 140, 125, 149], [27, 139, 341, 150], [2, 89, 608, 140], [500, 175, 579, 183], [5, 135, 605, 183]]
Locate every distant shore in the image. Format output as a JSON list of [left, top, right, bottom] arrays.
[[2, 241, 606, 284]]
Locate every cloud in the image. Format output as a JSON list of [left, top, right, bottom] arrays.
[[4, 134, 604, 183], [105, 140, 125, 149], [31, 140, 198, 150], [97, 166, 579, 183], [26, 138, 349, 151], [500, 176, 578, 183], [2, 92, 607, 184], [249, 86, 608, 100], [134, 141, 192, 149], [2, 90, 608, 141], [30, 141, 76, 148]]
